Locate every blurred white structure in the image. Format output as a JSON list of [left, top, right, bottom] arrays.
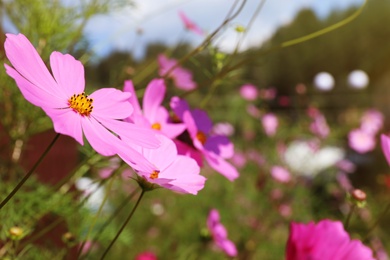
[[348, 70, 369, 89], [314, 72, 335, 91]]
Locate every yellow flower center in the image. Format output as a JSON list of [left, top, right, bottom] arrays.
[[69, 92, 93, 116], [196, 131, 207, 145], [151, 122, 161, 130], [150, 170, 160, 179]]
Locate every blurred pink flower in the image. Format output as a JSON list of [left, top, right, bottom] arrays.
[[178, 11, 203, 35], [381, 134, 390, 166], [310, 114, 330, 138], [171, 97, 239, 181], [246, 104, 261, 118], [261, 113, 278, 136], [336, 172, 353, 191], [121, 135, 206, 195], [231, 151, 247, 168], [4, 33, 159, 168], [278, 204, 292, 218], [361, 109, 383, 135], [286, 219, 374, 260], [259, 87, 277, 100], [123, 79, 186, 139], [271, 166, 291, 183], [207, 209, 237, 257], [213, 122, 235, 136], [336, 159, 356, 173], [158, 54, 196, 91], [348, 128, 376, 153], [135, 251, 158, 260], [239, 84, 258, 101]]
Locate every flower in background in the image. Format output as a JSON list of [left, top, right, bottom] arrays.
[[261, 113, 278, 136], [171, 97, 239, 181], [360, 109, 383, 135], [286, 219, 374, 260], [239, 84, 258, 101], [207, 209, 237, 257], [271, 166, 291, 183], [348, 128, 376, 154], [381, 134, 390, 166], [158, 54, 196, 91], [121, 135, 206, 195], [212, 122, 235, 137], [284, 140, 344, 177], [4, 33, 159, 168], [75, 177, 108, 212], [178, 10, 203, 35], [123, 79, 186, 139], [246, 104, 261, 118], [259, 87, 277, 100], [310, 114, 330, 138], [135, 251, 158, 260]]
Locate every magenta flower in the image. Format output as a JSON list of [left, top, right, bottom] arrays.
[[178, 11, 203, 36], [261, 113, 278, 136], [239, 84, 258, 101], [361, 109, 383, 135], [135, 251, 158, 260], [123, 79, 186, 139], [348, 128, 376, 153], [158, 54, 197, 91], [170, 97, 239, 181], [286, 219, 374, 260], [207, 209, 237, 257], [120, 135, 206, 195], [310, 114, 330, 138], [271, 166, 291, 183], [381, 134, 390, 166], [4, 33, 159, 166]]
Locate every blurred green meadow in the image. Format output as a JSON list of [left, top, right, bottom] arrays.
[[1, 0, 390, 259]]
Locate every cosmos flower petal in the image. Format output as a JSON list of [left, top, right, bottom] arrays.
[[174, 140, 204, 167], [381, 134, 390, 166], [204, 152, 239, 181], [141, 135, 177, 170], [44, 107, 84, 145], [81, 117, 120, 156], [160, 122, 187, 139], [182, 110, 198, 138], [4, 33, 62, 98], [143, 79, 166, 122], [191, 109, 213, 133], [4, 64, 64, 108], [93, 115, 160, 149], [170, 96, 191, 120], [89, 88, 133, 119], [218, 239, 238, 257], [50, 51, 85, 97], [123, 80, 142, 116], [204, 135, 234, 159]]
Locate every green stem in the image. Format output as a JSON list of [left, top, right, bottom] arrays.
[[363, 200, 390, 242], [344, 204, 356, 230], [100, 189, 145, 260], [0, 134, 60, 210]]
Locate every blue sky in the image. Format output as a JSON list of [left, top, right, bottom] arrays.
[[27, 0, 364, 60]]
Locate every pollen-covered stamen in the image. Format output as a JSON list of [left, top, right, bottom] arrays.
[[68, 92, 93, 116], [151, 122, 161, 130], [149, 170, 160, 179], [196, 131, 207, 145]]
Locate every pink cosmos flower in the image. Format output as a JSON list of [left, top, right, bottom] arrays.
[[158, 54, 196, 91], [121, 135, 206, 195], [123, 79, 186, 139], [239, 84, 258, 101], [4, 33, 159, 167], [170, 97, 239, 181], [178, 11, 203, 36], [361, 109, 383, 135], [207, 209, 237, 257], [381, 134, 390, 166], [270, 166, 291, 183], [286, 219, 374, 260], [348, 128, 376, 153], [261, 113, 278, 136], [212, 122, 234, 137], [310, 114, 330, 138], [135, 251, 158, 260]]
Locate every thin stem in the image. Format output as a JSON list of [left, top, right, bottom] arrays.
[[344, 204, 356, 230], [0, 134, 60, 210], [363, 200, 390, 242], [100, 189, 146, 260]]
